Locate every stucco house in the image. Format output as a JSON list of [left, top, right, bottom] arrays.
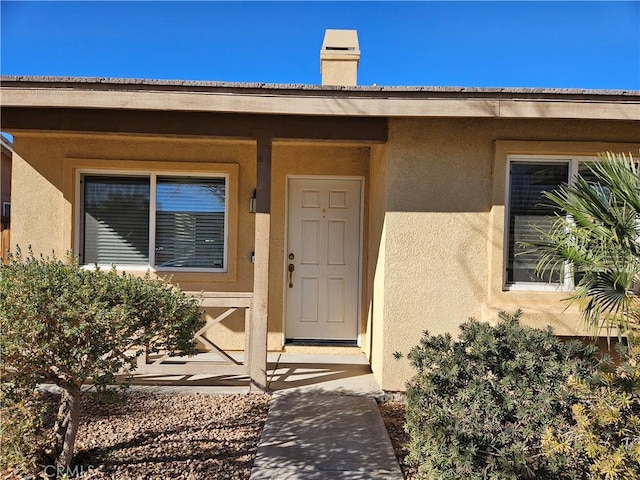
[[1, 30, 639, 391]]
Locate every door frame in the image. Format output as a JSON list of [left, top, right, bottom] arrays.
[[282, 174, 365, 346]]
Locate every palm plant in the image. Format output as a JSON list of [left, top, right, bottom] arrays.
[[526, 152, 640, 339]]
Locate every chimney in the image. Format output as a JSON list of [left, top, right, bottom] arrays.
[[320, 29, 360, 86]]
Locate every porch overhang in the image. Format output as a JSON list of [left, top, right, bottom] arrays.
[[0, 107, 388, 143]]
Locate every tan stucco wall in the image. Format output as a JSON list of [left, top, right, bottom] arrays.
[[320, 59, 358, 86], [11, 141, 67, 252], [366, 144, 388, 376], [374, 117, 640, 391]]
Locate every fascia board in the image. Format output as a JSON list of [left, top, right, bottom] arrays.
[[1, 86, 639, 121]]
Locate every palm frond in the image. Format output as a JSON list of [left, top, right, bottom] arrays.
[[520, 151, 640, 339]]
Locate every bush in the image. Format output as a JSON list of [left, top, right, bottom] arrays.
[[0, 249, 205, 472], [542, 338, 640, 479], [0, 391, 51, 473], [404, 310, 599, 480]]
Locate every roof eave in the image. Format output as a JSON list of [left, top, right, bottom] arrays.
[[1, 76, 639, 121]]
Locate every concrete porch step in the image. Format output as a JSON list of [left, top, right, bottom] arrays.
[[281, 345, 363, 356]]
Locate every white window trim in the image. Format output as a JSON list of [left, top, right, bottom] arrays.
[[76, 169, 229, 273], [504, 154, 593, 292]]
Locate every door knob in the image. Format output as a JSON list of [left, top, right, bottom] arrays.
[[288, 263, 295, 288]]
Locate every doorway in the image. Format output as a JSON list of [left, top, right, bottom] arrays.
[[285, 177, 363, 343]]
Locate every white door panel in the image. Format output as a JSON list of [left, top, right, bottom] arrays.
[[286, 178, 361, 341]]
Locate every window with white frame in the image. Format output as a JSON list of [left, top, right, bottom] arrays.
[[80, 172, 227, 271], [506, 155, 594, 289]]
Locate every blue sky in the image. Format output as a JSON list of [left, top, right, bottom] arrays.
[[1, 1, 639, 90]]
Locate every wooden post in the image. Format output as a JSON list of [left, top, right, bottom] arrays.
[[136, 347, 148, 369], [249, 136, 272, 392], [250, 213, 269, 391], [255, 135, 272, 212]]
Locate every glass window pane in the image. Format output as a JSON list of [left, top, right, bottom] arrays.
[[577, 162, 599, 184], [155, 176, 226, 269], [507, 163, 568, 284], [83, 175, 150, 265]]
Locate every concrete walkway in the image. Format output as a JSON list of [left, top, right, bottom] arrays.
[[250, 392, 404, 479], [249, 353, 403, 479]]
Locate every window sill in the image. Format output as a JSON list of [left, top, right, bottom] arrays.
[[504, 283, 570, 293], [81, 264, 227, 274], [155, 266, 227, 274], [82, 264, 150, 272]]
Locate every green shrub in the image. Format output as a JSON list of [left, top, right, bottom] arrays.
[[0, 391, 51, 473], [404, 310, 599, 480], [542, 338, 640, 479], [0, 248, 205, 472]]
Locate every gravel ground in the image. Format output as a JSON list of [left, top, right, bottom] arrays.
[[5, 393, 411, 480], [378, 401, 418, 480], [64, 392, 269, 480]]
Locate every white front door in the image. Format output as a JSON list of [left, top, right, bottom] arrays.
[[285, 177, 362, 342]]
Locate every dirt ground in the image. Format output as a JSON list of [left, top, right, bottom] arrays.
[[378, 400, 418, 480]]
